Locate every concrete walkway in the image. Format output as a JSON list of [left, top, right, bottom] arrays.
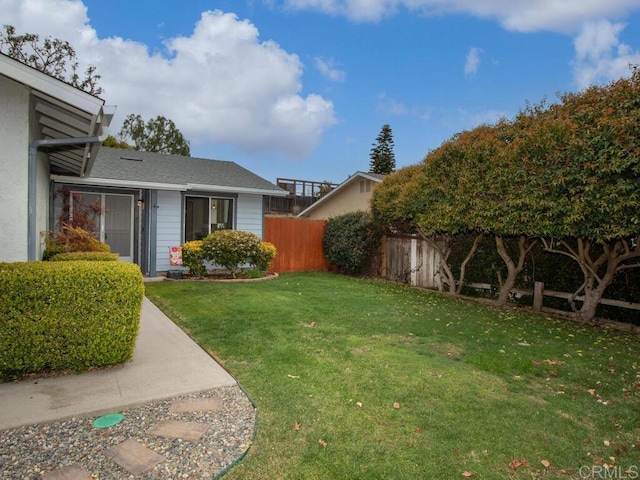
[[0, 297, 236, 431]]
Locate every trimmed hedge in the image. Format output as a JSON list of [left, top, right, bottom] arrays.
[[49, 251, 119, 262], [0, 261, 144, 381]]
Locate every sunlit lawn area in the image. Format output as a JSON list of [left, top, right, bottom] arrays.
[[145, 272, 639, 479]]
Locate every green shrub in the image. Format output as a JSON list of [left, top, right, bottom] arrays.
[[42, 245, 67, 261], [323, 211, 380, 275], [201, 230, 262, 278], [49, 251, 119, 262], [181, 240, 207, 278], [251, 242, 277, 272], [0, 261, 144, 381]]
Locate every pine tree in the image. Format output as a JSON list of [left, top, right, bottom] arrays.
[[369, 124, 396, 174]]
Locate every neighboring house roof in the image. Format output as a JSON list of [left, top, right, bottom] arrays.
[[0, 52, 114, 177], [51, 147, 288, 196], [297, 171, 384, 217]]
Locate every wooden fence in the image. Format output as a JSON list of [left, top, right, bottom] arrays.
[[264, 217, 331, 272], [379, 234, 640, 317], [379, 235, 442, 289]]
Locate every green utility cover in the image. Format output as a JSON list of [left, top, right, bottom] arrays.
[[93, 413, 124, 428]]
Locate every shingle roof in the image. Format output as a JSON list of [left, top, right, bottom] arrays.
[[86, 147, 285, 194]]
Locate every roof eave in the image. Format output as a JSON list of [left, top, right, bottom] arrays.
[[187, 183, 289, 196]]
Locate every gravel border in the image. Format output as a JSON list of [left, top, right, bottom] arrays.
[[0, 385, 256, 479]]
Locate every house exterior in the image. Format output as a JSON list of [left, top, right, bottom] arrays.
[[51, 147, 287, 275], [0, 53, 114, 263], [296, 171, 384, 220]]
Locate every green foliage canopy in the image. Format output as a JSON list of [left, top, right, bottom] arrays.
[[0, 24, 102, 95], [118, 114, 191, 156]]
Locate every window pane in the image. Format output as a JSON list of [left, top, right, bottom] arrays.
[[72, 192, 101, 236], [185, 197, 209, 241], [211, 198, 233, 231]]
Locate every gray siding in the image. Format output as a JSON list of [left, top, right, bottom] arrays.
[[236, 193, 264, 239], [154, 191, 264, 272], [156, 190, 183, 272]]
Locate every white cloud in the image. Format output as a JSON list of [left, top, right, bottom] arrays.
[[280, 0, 640, 33], [314, 57, 346, 81], [572, 19, 640, 89], [464, 47, 482, 76], [2, 0, 336, 159]]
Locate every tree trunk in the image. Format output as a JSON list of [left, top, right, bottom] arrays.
[[494, 235, 537, 306], [415, 230, 483, 295], [542, 237, 640, 323]]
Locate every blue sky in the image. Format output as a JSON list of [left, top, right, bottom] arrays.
[[3, 0, 640, 184]]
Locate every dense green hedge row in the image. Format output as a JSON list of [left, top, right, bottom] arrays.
[[0, 261, 144, 380], [49, 251, 119, 262]]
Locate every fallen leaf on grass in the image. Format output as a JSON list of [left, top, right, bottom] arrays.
[[310, 322, 317, 327], [462, 471, 474, 478], [393, 402, 401, 409], [356, 402, 363, 408], [545, 359, 565, 366], [293, 422, 300, 431], [318, 439, 327, 448], [541, 460, 551, 468], [587, 389, 596, 396], [509, 458, 529, 470]]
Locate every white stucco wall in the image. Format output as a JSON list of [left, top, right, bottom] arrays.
[[0, 75, 30, 262]]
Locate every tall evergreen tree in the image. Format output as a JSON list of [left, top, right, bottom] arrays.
[[369, 124, 396, 174]]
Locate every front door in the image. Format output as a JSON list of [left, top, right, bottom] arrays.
[[103, 194, 134, 262]]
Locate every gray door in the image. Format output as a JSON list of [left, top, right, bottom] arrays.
[[104, 194, 134, 262]]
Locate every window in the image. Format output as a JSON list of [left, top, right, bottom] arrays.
[[184, 196, 234, 241]]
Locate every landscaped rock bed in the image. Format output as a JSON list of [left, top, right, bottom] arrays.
[[0, 385, 256, 479]]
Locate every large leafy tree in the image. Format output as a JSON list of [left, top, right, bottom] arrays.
[[372, 67, 640, 321], [369, 124, 396, 174], [117, 114, 191, 156], [511, 69, 640, 321], [0, 24, 102, 95]]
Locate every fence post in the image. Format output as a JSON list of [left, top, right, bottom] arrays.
[[533, 282, 544, 312], [380, 235, 387, 278]]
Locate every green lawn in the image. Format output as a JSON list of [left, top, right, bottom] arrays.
[[145, 272, 639, 480]]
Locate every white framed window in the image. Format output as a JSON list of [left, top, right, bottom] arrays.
[[184, 196, 234, 241]]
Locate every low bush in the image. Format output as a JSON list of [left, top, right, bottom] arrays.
[[251, 242, 277, 272], [0, 261, 144, 381], [49, 252, 119, 262], [323, 211, 380, 275], [181, 240, 206, 278], [202, 230, 262, 278]]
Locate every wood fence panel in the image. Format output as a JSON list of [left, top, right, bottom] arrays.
[[264, 217, 331, 272], [380, 234, 441, 288], [384, 235, 412, 283]]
